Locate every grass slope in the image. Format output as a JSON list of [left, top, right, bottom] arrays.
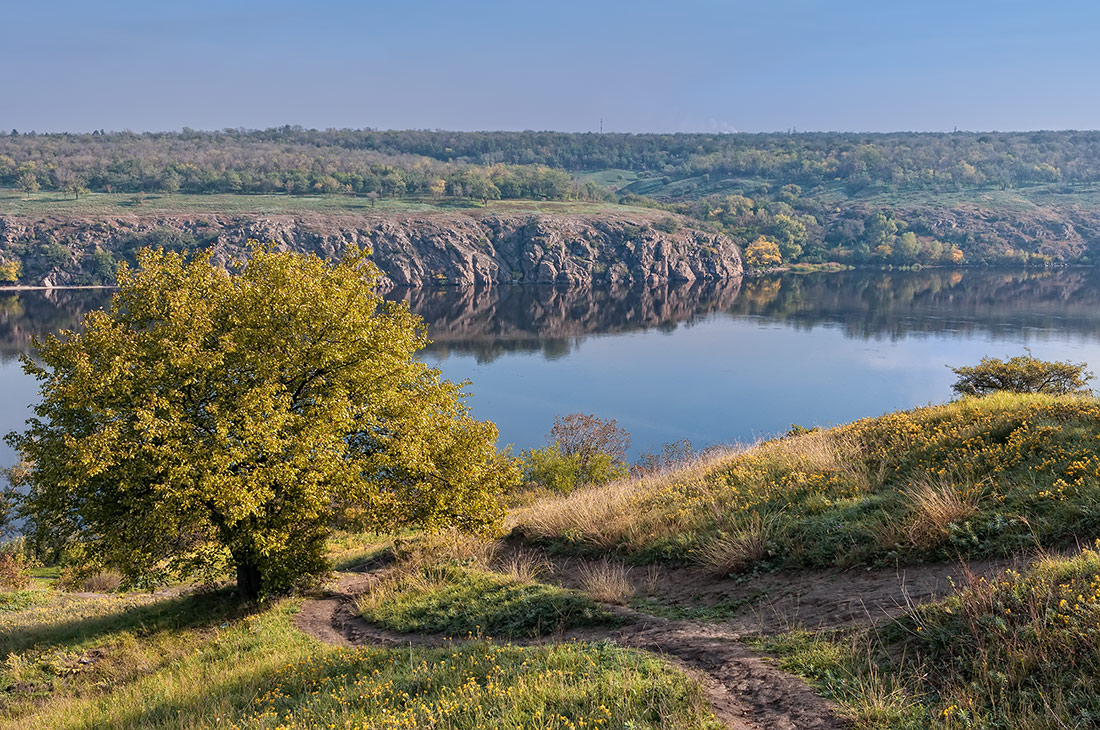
[[358, 564, 618, 639], [515, 392, 1100, 571], [0, 585, 716, 730], [756, 545, 1100, 729]]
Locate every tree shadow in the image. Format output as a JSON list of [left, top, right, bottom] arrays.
[[0, 589, 248, 656]]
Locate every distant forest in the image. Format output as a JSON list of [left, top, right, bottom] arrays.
[[5, 127, 1100, 267]]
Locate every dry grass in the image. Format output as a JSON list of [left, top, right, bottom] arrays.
[[497, 552, 550, 583], [57, 567, 123, 593], [577, 560, 635, 604], [903, 475, 984, 549], [512, 449, 739, 551], [355, 569, 451, 617], [696, 514, 775, 576], [392, 530, 499, 573]]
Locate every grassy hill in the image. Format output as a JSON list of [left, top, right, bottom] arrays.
[[513, 392, 1100, 569], [6, 392, 1100, 728]]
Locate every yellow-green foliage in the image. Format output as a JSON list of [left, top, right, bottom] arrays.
[[2, 588, 717, 730], [0, 260, 19, 284], [758, 546, 1100, 729], [7, 245, 519, 598], [516, 393, 1100, 569]]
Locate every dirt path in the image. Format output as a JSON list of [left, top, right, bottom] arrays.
[[296, 568, 844, 730], [542, 554, 1015, 635]]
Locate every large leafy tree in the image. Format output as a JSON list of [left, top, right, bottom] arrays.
[[6, 246, 518, 599]]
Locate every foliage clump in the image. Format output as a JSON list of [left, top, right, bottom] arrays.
[[0, 543, 30, 591], [950, 353, 1094, 397], [521, 414, 630, 493], [744, 236, 783, 269], [6, 245, 519, 599]]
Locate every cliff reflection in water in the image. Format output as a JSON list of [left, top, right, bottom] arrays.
[[386, 268, 1100, 363], [0, 289, 113, 362], [3, 268, 1100, 366]]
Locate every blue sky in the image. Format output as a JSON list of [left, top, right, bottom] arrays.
[[4, 0, 1100, 133]]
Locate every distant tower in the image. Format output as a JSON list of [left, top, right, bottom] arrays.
[[600, 118, 603, 134]]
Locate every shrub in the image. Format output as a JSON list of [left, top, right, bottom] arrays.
[[56, 566, 123, 593], [902, 475, 984, 549], [950, 353, 1093, 397], [652, 216, 680, 233], [744, 237, 783, 268], [697, 514, 774, 576], [0, 543, 30, 591], [520, 414, 631, 493]]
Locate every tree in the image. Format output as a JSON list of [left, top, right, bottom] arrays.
[[950, 354, 1094, 397], [17, 169, 39, 194], [6, 245, 519, 599], [744, 237, 782, 269], [160, 169, 181, 197], [0, 260, 19, 283], [768, 214, 806, 262], [893, 231, 921, 264]]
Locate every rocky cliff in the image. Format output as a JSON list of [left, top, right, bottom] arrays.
[[0, 211, 742, 288]]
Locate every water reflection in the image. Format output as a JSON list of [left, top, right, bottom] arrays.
[[4, 270, 1100, 363], [0, 289, 113, 362], [381, 268, 1100, 363]]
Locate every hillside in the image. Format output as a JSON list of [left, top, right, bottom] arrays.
[[7, 393, 1100, 728]]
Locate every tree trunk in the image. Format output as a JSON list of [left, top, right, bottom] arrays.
[[236, 559, 263, 601]]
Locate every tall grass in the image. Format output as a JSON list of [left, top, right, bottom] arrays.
[[758, 544, 1100, 729]]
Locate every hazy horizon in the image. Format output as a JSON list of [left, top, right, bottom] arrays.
[[6, 0, 1100, 135]]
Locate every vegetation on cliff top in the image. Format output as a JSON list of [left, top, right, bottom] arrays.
[[6, 128, 1100, 269]]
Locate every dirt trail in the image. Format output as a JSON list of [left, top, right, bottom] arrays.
[[543, 554, 1015, 635], [297, 567, 844, 730]]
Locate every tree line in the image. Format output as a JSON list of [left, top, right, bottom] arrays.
[[8, 127, 1100, 195]]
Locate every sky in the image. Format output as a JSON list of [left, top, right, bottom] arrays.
[[4, 0, 1100, 134]]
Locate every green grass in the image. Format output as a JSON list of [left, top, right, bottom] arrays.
[[0, 585, 717, 730], [0, 188, 636, 218], [754, 545, 1100, 729], [358, 564, 618, 639], [0, 589, 51, 613], [516, 393, 1100, 571], [230, 640, 721, 730]]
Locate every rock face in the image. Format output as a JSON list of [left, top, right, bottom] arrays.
[[0, 211, 742, 288]]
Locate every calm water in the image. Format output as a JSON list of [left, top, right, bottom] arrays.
[[4, 269, 1100, 468]]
